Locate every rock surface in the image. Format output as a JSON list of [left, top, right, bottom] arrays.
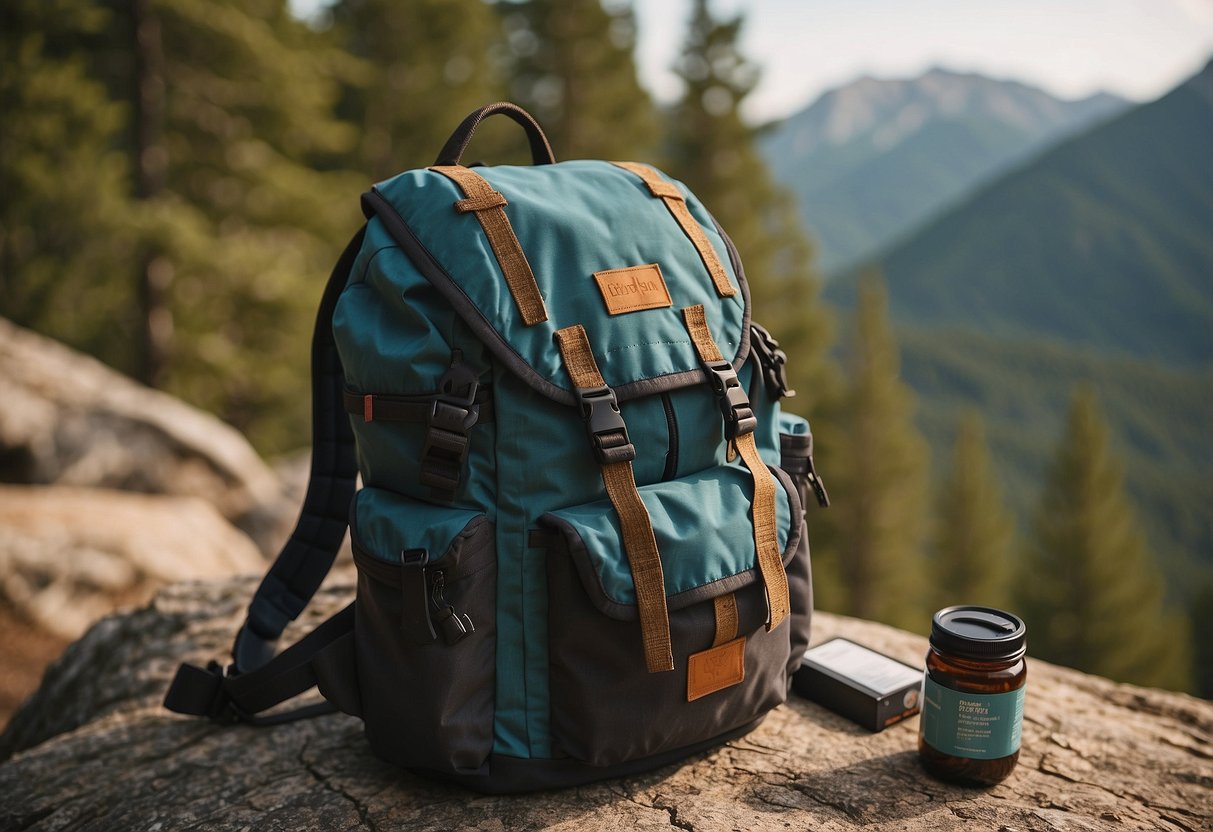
[[0, 317, 291, 553], [2, 578, 1209, 832], [0, 485, 264, 642]]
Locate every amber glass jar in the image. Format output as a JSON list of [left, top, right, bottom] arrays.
[[918, 606, 1027, 786]]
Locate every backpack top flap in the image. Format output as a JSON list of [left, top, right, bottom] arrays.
[[362, 159, 750, 405]]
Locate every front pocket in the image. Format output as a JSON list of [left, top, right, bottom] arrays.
[[351, 487, 496, 775], [540, 463, 806, 767]]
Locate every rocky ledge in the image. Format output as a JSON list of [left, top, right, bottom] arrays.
[[1, 577, 1209, 831]]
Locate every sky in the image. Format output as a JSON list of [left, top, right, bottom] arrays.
[[291, 0, 1213, 122], [633, 0, 1213, 121]]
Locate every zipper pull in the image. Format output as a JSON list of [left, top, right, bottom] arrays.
[[430, 571, 475, 646], [400, 549, 437, 644]]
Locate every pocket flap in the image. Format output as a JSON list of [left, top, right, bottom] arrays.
[[351, 488, 489, 580], [541, 464, 803, 620]]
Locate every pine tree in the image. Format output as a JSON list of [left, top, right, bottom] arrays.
[[1187, 580, 1213, 698], [1, 1, 139, 372], [330, 0, 506, 177], [930, 411, 1015, 610], [7, 0, 364, 453], [498, 0, 660, 160], [815, 275, 930, 630], [664, 0, 836, 414], [1019, 388, 1193, 691]]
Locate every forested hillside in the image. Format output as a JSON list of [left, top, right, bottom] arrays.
[[901, 328, 1213, 596]]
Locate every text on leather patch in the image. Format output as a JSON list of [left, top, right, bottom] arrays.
[[687, 636, 746, 701], [593, 263, 672, 315]]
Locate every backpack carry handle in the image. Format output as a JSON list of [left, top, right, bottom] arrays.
[[434, 102, 557, 167]]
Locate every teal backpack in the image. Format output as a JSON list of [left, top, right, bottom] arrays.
[[165, 103, 828, 793]]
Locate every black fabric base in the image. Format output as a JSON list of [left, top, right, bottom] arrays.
[[403, 714, 767, 794]]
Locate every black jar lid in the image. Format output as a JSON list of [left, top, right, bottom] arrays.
[[930, 606, 1026, 660]]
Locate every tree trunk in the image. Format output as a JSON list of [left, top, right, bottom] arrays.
[[131, 0, 170, 387]]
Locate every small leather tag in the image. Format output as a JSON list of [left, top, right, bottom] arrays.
[[593, 263, 672, 315], [687, 636, 746, 701]]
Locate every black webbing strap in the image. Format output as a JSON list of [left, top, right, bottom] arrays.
[[231, 226, 365, 673], [164, 603, 360, 724]]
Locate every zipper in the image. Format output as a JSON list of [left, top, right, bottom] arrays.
[[660, 392, 679, 481]]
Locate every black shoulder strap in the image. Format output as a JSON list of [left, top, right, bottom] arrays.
[[164, 602, 360, 724], [231, 225, 365, 674], [163, 226, 366, 726]]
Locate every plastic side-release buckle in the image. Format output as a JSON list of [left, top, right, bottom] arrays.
[[419, 362, 481, 501], [703, 360, 757, 439], [576, 384, 636, 465], [750, 322, 795, 400], [163, 660, 244, 723]]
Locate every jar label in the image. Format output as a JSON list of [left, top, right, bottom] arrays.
[[920, 676, 1024, 760]]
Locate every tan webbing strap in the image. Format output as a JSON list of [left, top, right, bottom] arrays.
[[712, 593, 739, 647], [554, 325, 674, 673], [682, 305, 789, 631], [611, 162, 736, 298], [429, 165, 548, 326]]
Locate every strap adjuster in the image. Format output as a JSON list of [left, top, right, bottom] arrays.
[[576, 384, 636, 464], [703, 360, 757, 439], [750, 322, 795, 400], [420, 362, 481, 501]]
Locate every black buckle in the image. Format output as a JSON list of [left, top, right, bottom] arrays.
[[576, 384, 636, 464], [703, 360, 757, 439], [750, 323, 795, 400], [420, 363, 481, 500], [202, 661, 242, 723]]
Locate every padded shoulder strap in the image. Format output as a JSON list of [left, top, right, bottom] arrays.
[[231, 226, 365, 674]]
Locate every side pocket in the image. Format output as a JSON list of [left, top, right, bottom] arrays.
[[778, 412, 817, 673], [351, 488, 496, 775]]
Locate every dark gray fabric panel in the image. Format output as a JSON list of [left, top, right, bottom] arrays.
[[407, 717, 766, 794], [545, 544, 791, 768], [354, 519, 497, 775], [777, 443, 814, 676]]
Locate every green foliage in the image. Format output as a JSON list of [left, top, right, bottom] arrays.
[[497, 0, 659, 161], [901, 326, 1213, 610], [662, 0, 837, 416], [929, 411, 1015, 610], [4, 0, 364, 453], [1187, 580, 1213, 698], [1018, 389, 1194, 691], [329, 0, 506, 177], [0, 1, 139, 371], [815, 275, 931, 631]]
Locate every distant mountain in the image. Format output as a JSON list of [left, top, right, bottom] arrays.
[[763, 68, 1127, 274], [828, 60, 1213, 366]]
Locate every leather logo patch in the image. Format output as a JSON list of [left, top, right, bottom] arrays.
[[687, 636, 746, 701], [593, 263, 672, 315]]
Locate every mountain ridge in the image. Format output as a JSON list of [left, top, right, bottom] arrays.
[[827, 59, 1213, 366], [763, 67, 1128, 274]]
